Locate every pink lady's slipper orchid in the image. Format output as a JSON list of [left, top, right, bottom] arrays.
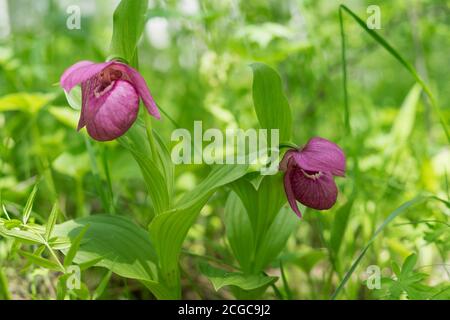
[[60, 60, 160, 141], [280, 137, 346, 218]]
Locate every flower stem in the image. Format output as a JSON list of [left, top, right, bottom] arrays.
[[144, 112, 158, 160], [279, 141, 299, 150]]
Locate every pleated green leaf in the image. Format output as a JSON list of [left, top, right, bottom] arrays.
[[251, 63, 292, 142], [224, 192, 254, 273], [228, 174, 298, 273], [149, 164, 248, 294], [118, 124, 170, 216], [199, 262, 277, 291], [53, 215, 158, 282], [110, 0, 149, 66]]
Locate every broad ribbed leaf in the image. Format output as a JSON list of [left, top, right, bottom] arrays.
[[227, 175, 298, 274], [329, 199, 354, 259], [199, 263, 277, 291], [231, 173, 288, 247], [224, 192, 254, 273], [53, 215, 158, 282], [110, 0, 149, 66], [118, 124, 170, 215], [252, 206, 298, 272], [251, 63, 292, 142], [149, 164, 248, 294]]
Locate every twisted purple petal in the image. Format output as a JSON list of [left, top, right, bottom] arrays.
[[111, 63, 161, 119], [279, 149, 295, 172], [60, 61, 114, 92], [85, 80, 139, 141], [283, 158, 302, 218], [292, 137, 346, 177], [290, 168, 338, 210]]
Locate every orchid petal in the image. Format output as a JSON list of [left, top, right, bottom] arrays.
[[290, 168, 338, 210], [279, 149, 296, 172], [112, 63, 161, 119], [60, 61, 113, 92], [77, 81, 90, 130], [293, 137, 346, 176], [85, 80, 140, 141], [283, 161, 302, 218]]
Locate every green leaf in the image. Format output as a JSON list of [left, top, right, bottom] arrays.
[[92, 270, 113, 300], [45, 203, 59, 242], [228, 174, 297, 273], [3, 219, 22, 230], [56, 275, 68, 300], [389, 84, 421, 147], [78, 257, 105, 271], [225, 185, 298, 274], [224, 192, 255, 273], [110, 0, 149, 66], [22, 182, 39, 225], [19, 250, 63, 272], [401, 253, 418, 278], [250, 63, 292, 142], [0, 267, 11, 300], [153, 130, 175, 197], [63, 224, 90, 268], [48, 106, 79, 129], [118, 124, 170, 215], [329, 199, 354, 258], [63, 86, 81, 110], [199, 262, 277, 291], [52, 152, 90, 178], [0, 92, 55, 113], [53, 215, 158, 282], [0, 220, 43, 244], [382, 253, 433, 300], [231, 174, 286, 242], [252, 206, 298, 272], [149, 164, 248, 293]]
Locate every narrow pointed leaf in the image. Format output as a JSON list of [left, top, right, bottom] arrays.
[[63, 224, 90, 268], [110, 0, 149, 66], [251, 63, 292, 142], [53, 215, 158, 282], [45, 203, 59, 241], [19, 250, 63, 272], [22, 183, 39, 225]]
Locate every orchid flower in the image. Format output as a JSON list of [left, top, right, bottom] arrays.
[[280, 137, 346, 218], [60, 60, 160, 141]]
